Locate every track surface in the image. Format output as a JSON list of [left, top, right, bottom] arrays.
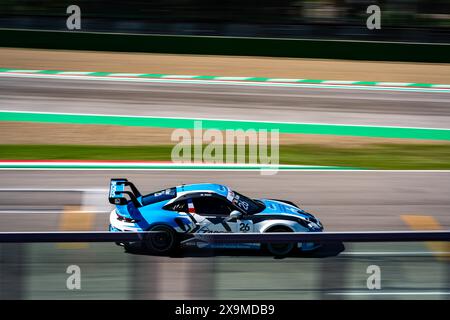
[[1, 77, 450, 128], [1, 171, 449, 231], [0, 76, 449, 299], [0, 171, 449, 299]]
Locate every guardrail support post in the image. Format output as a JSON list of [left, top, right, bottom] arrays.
[[0, 244, 27, 299]]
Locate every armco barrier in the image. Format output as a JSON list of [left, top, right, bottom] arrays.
[[0, 231, 448, 243], [0, 231, 152, 242], [193, 231, 450, 243], [1, 29, 449, 63]]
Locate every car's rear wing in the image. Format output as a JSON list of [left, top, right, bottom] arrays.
[[108, 178, 142, 207]]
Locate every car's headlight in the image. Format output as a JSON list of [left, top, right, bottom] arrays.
[[296, 217, 310, 228]]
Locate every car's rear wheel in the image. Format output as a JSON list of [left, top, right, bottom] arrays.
[[143, 225, 179, 255], [262, 226, 295, 256]]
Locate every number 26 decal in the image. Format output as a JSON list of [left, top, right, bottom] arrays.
[[239, 223, 250, 232]]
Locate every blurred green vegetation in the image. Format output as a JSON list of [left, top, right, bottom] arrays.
[[1, 144, 450, 169]]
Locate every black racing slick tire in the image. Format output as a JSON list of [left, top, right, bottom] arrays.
[[143, 225, 179, 255], [262, 226, 295, 256]]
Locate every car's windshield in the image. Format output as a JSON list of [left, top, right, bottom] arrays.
[[230, 190, 265, 214]]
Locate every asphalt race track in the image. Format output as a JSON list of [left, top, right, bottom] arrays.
[[1, 171, 449, 232], [1, 77, 450, 128], [0, 171, 449, 299], [0, 76, 449, 299]]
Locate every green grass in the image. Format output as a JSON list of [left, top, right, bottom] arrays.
[[280, 144, 450, 169], [1, 144, 450, 169]]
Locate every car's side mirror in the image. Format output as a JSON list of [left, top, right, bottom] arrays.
[[229, 210, 242, 220]]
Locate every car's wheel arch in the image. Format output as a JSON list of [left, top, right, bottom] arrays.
[[264, 224, 293, 233], [146, 222, 180, 233], [258, 220, 298, 233]]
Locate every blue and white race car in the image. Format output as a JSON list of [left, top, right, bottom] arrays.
[[108, 178, 323, 256]]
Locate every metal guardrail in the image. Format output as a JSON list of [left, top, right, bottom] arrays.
[[0, 188, 108, 192], [0, 231, 152, 243], [0, 231, 448, 243], [193, 231, 450, 243]]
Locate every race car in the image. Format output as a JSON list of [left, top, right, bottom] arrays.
[[108, 178, 323, 256]]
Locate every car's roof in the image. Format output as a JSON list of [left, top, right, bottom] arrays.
[[175, 183, 229, 197]]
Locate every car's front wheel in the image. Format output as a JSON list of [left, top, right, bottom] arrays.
[[262, 226, 295, 256], [143, 225, 179, 255]]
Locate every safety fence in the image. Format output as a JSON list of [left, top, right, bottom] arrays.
[[1, 29, 449, 63], [0, 230, 449, 243]]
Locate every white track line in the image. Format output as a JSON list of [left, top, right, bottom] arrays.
[[161, 75, 197, 79], [340, 251, 450, 256], [215, 76, 252, 81], [108, 73, 145, 77], [0, 188, 108, 191], [328, 291, 450, 296], [0, 210, 108, 214], [268, 78, 303, 82], [1, 168, 450, 172]]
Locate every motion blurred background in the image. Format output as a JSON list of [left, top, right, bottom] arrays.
[[1, 0, 450, 42], [0, 0, 449, 300]]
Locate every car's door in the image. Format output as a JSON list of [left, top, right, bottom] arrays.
[[235, 218, 254, 233], [191, 196, 236, 233]]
